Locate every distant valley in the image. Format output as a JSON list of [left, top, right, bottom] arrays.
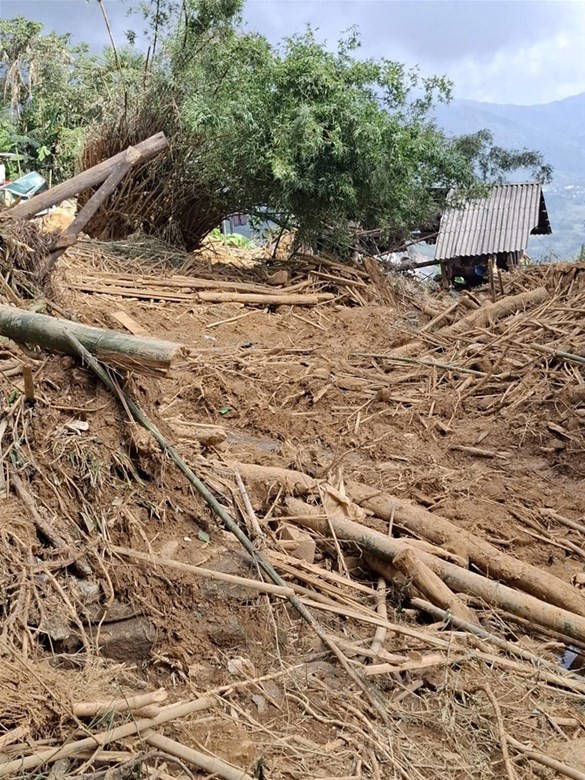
[[433, 92, 585, 260]]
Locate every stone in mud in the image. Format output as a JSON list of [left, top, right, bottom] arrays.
[[94, 616, 155, 662]]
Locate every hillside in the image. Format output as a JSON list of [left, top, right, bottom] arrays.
[[434, 93, 585, 260]]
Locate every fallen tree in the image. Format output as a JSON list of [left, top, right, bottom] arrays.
[[0, 304, 183, 377]]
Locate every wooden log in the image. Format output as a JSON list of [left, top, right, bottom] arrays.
[[196, 291, 335, 305], [439, 285, 549, 338], [227, 463, 585, 618], [389, 286, 549, 357], [52, 160, 136, 253], [5, 133, 169, 220], [0, 304, 182, 377], [347, 480, 585, 618], [392, 548, 479, 625], [280, 495, 585, 645]]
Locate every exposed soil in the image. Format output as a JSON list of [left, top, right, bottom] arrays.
[[0, 239, 584, 779]]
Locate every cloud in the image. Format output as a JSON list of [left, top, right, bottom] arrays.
[[446, 2, 585, 103], [3, 0, 585, 105]]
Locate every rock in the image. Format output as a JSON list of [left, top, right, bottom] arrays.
[[266, 269, 289, 286], [199, 551, 260, 603], [94, 617, 155, 662], [207, 615, 246, 648]]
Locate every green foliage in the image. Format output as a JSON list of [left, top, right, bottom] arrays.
[[116, 1, 550, 250], [453, 128, 553, 184], [209, 227, 255, 247], [0, 2, 554, 254], [0, 16, 146, 180]]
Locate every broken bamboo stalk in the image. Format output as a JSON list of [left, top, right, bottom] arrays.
[[5, 133, 169, 221], [73, 688, 168, 718], [0, 695, 216, 778], [392, 547, 479, 625], [290, 497, 585, 644], [233, 462, 585, 618], [196, 291, 335, 305], [507, 737, 585, 780], [529, 342, 585, 367], [352, 352, 486, 377], [144, 731, 254, 780], [0, 304, 183, 377], [411, 598, 585, 694]]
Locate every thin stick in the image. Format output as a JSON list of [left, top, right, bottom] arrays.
[[351, 352, 486, 377], [206, 310, 257, 329], [507, 736, 585, 780], [482, 683, 517, 780], [65, 333, 388, 724], [234, 470, 265, 540], [110, 545, 292, 597], [529, 342, 585, 367], [412, 599, 585, 695]]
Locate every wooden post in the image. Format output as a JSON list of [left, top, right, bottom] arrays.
[[488, 255, 496, 302], [0, 304, 182, 377], [5, 133, 168, 221]]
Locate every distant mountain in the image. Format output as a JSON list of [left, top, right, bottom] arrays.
[[433, 94, 585, 260]]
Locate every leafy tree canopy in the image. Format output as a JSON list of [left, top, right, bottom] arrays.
[[1, 1, 554, 252]]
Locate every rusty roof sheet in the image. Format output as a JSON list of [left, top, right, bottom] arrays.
[[434, 182, 551, 261]]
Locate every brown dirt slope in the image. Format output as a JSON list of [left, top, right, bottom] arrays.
[[0, 241, 584, 780]]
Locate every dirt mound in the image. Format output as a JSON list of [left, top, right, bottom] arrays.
[[0, 247, 584, 779]]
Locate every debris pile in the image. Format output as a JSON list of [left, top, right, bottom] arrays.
[[0, 145, 585, 779]]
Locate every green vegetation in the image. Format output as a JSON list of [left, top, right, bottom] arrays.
[[0, 0, 553, 252]]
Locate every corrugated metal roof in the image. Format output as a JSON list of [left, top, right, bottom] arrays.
[[434, 183, 550, 261]]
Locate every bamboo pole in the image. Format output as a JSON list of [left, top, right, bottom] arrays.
[[0, 304, 183, 377], [5, 133, 169, 220], [282, 497, 585, 644], [197, 291, 335, 305], [73, 688, 168, 718], [0, 696, 215, 778], [144, 732, 254, 780], [231, 462, 585, 618]]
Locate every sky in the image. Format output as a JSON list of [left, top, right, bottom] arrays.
[[3, 0, 585, 106]]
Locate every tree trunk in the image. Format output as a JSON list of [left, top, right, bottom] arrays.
[[0, 304, 182, 377]]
